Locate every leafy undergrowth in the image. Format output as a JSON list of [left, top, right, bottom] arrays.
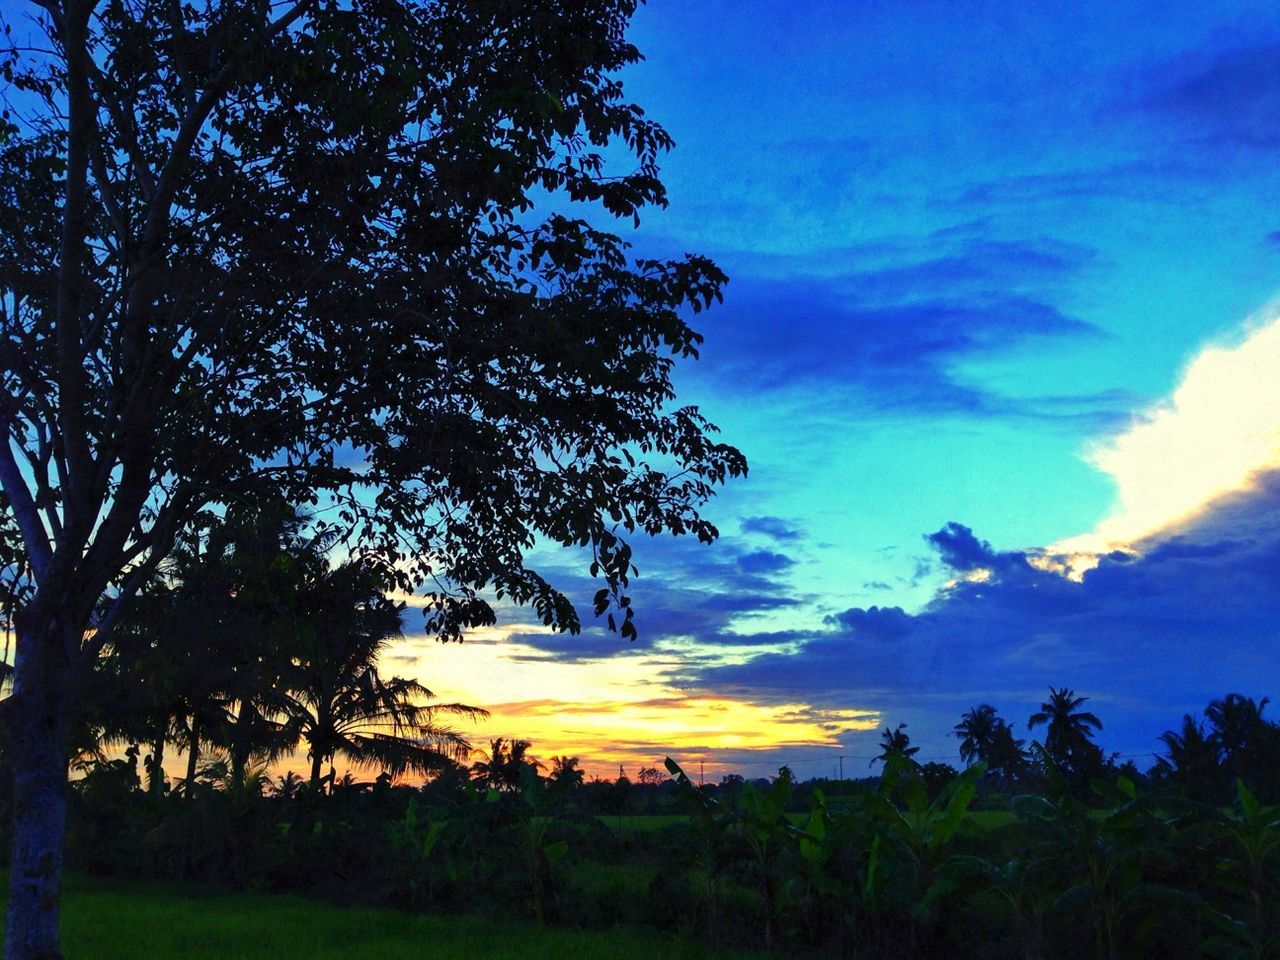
[[11, 874, 752, 960]]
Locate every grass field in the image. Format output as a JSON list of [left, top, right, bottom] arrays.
[[6, 874, 751, 960], [609, 809, 1016, 833]]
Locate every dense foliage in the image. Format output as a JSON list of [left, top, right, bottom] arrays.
[[6, 689, 1277, 960]]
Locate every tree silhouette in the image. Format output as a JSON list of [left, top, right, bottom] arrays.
[[1155, 714, 1223, 802], [1204, 693, 1280, 798], [1028, 687, 1103, 779], [1206, 695, 1267, 772], [549, 756, 586, 790], [955, 703, 1026, 783], [472, 738, 543, 793], [282, 561, 486, 790], [0, 2, 745, 949], [871, 723, 920, 768], [955, 704, 999, 766], [986, 720, 1030, 784]]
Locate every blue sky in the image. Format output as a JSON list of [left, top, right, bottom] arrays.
[[401, 1, 1280, 778]]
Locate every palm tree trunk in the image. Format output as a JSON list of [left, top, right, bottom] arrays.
[[147, 718, 167, 795], [309, 751, 323, 790], [184, 718, 200, 800], [230, 708, 251, 786]]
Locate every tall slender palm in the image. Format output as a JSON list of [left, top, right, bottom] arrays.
[[1028, 687, 1103, 774], [955, 704, 1000, 766], [871, 723, 919, 768], [282, 561, 487, 789]]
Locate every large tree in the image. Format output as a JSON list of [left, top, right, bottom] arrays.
[[0, 1, 745, 955]]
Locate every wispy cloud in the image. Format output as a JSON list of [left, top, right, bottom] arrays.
[[692, 233, 1109, 421]]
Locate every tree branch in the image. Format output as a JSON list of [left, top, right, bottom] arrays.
[[0, 419, 52, 582]]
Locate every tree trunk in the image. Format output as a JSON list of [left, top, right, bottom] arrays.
[[4, 669, 71, 960], [147, 719, 166, 795], [309, 751, 323, 791], [229, 706, 253, 787], [184, 719, 200, 800]]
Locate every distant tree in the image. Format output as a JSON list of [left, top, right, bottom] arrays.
[[1028, 687, 1103, 778], [956, 704, 1027, 784], [986, 720, 1030, 784], [920, 761, 960, 801], [1204, 693, 1280, 800], [472, 739, 542, 793], [0, 1, 745, 951], [871, 723, 920, 768], [1153, 714, 1222, 801], [1206, 694, 1267, 776], [548, 756, 585, 790], [718, 773, 746, 806], [955, 704, 1000, 766], [635, 766, 664, 786]]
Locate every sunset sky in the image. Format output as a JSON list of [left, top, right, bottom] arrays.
[[394, 0, 1280, 781]]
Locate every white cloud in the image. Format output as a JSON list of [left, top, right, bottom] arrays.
[[1056, 310, 1280, 557]]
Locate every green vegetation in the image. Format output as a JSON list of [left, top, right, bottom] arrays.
[[6, 874, 742, 960], [17, 718, 1276, 960]]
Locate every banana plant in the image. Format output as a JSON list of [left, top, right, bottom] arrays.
[[1014, 772, 1198, 959], [857, 757, 988, 952], [1201, 781, 1280, 959]]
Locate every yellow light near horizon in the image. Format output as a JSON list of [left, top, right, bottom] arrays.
[[1055, 313, 1280, 558], [389, 634, 879, 779]]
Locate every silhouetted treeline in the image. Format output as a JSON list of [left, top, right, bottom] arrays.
[[0, 686, 1276, 959]]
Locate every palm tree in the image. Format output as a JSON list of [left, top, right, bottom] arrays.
[[955, 704, 999, 766], [871, 723, 919, 768], [549, 755, 585, 789], [955, 704, 1028, 782], [1028, 687, 1103, 774], [1206, 694, 1268, 770], [472, 737, 543, 791], [986, 720, 1029, 784], [1156, 713, 1223, 802], [281, 561, 487, 790]]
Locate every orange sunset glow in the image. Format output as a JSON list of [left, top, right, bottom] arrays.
[[392, 630, 880, 780]]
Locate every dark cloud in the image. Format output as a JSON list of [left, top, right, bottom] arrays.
[[691, 234, 1117, 422], [703, 283, 1097, 413], [1123, 41, 1280, 152], [682, 471, 1280, 756], [740, 515, 803, 542], [737, 549, 796, 574], [493, 532, 806, 663], [826, 605, 914, 642], [925, 522, 1032, 577]]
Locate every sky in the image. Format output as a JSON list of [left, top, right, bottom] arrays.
[[393, 0, 1280, 781]]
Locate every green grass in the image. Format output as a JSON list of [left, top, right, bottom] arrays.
[[611, 809, 1017, 833], [13, 873, 751, 960]]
